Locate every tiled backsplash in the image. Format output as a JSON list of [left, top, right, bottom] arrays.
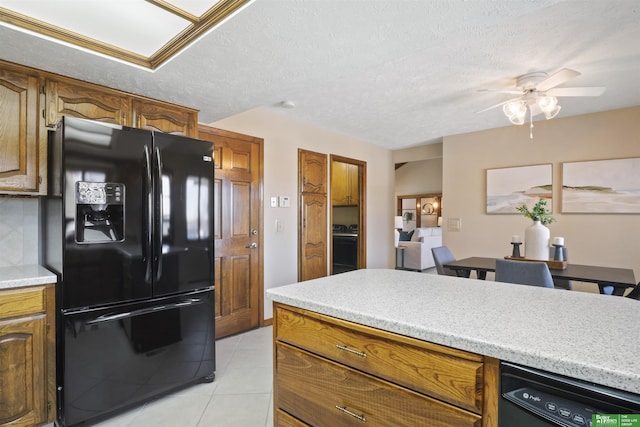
[[0, 198, 39, 267]]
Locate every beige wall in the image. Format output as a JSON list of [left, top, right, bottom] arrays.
[[442, 106, 640, 290], [395, 158, 443, 196], [212, 108, 395, 319]]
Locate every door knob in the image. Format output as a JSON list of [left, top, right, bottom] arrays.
[[246, 242, 258, 249]]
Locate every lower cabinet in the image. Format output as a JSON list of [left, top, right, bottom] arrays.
[[0, 285, 55, 427], [273, 303, 499, 427]]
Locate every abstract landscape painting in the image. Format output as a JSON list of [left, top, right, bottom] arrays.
[[562, 158, 640, 213], [486, 164, 552, 214]]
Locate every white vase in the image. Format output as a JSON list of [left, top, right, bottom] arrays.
[[524, 220, 550, 260]]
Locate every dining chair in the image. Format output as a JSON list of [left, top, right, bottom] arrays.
[[495, 259, 555, 288], [431, 246, 458, 276]]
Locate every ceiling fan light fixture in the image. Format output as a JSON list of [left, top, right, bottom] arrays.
[[537, 95, 559, 113], [503, 100, 526, 125], [544, 105, 561, 120]]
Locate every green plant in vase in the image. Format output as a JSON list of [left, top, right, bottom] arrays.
[[516, 199, 555, 225], [516, 198, 554, 260]]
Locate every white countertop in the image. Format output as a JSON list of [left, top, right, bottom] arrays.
[[267, 268, 640, 395], [0, 264, 57, 290]]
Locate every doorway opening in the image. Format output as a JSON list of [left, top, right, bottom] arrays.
[[397, 193, 442, 231], [330, 155, 366, 274]]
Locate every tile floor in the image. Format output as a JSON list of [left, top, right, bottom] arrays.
[[48, 326, 274, 427]]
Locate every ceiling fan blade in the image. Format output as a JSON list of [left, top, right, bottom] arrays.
[[546, 86, 606, 97], [536, 68, 581, 91], [478, 88, 523, 95], [476, 97, 522, 113]]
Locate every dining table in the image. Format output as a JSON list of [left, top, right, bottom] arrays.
[[442, 257, 637, 296]]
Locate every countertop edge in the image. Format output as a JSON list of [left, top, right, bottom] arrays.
[[0, 265, 57, 290]]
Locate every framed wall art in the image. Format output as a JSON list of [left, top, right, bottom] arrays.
[[486, 164, 552, 214], [562, 157, 640, 213]]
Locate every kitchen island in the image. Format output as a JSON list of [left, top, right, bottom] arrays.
[[267, 269, 639, 426]]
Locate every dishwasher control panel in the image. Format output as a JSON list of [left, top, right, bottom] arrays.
[[504, 387, 601, 427]]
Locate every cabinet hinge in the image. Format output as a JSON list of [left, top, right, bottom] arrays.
[[47, 401, 52, 414], [40, 85, 46, 95]]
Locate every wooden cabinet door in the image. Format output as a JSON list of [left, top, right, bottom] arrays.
[[347, 163, 359, 205], [132, 99, 197, 137], [0, 314, 46, 427], [298, 149, 328, 281], [45, 78, 130, 126], [0, 67, 40, 193], [300, 193, 328, 281], [331, 161, 349, 205], [331, 161, 359, 206], [299, 149, 327, 194]]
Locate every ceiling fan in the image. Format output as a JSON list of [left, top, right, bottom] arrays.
[[478, 69, 606, 138]]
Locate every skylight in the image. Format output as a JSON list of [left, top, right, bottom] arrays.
[[0, 0, 253, 70]]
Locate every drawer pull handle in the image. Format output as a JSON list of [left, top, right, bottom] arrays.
[[336, 344, 367, 358], [335, 405, 366, 422]]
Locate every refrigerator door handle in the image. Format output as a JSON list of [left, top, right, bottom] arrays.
[[154, 146, 164, 282], [144, 145, 153, 284], [85, 298, 204, 325]]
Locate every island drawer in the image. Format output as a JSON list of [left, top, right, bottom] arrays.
[[276, 409, 309, 427], [275, 304, 484, 413], [276, 342, 481, 427]]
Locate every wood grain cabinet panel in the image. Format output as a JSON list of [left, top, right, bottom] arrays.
[[276, 305, 484, 413], [0, 66, 40, 193], [277, 343, 481, 427], [45, 78, 130, 126], [273, 303, 499, 427], [331, 161, 359, 206], [0, 286, 54, 427], [299, 150, 327, 195], [132, 99, 197, 137]]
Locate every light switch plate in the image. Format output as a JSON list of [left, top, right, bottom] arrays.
[[270, 196, 278, 208], [279, 196, 290, 208], [448, 217, 461, 232]]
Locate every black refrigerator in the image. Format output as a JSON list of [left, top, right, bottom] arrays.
[[41, 117, 215, 427]]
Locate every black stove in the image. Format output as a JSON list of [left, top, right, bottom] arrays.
[[333, 224, 358, 273], [333, 224, 358, 237]]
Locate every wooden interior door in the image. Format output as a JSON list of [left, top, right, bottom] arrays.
[[198, 125, 263, 339], [298, 149, 328, 281]]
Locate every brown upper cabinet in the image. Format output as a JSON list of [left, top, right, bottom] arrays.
[[0, 65, 42, 193], [0, 59, 199, 195], [132, 99, 197, 136], [331, 161, 359, 206], [45, 77, 131, 126]]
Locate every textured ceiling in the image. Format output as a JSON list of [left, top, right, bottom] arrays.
[[1, 0, 638, 150]]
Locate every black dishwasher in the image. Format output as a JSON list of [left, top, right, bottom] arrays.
[[500, 362, 640, 426]]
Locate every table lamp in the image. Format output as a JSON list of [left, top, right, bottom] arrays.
[[394, 216, 403, 247]]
